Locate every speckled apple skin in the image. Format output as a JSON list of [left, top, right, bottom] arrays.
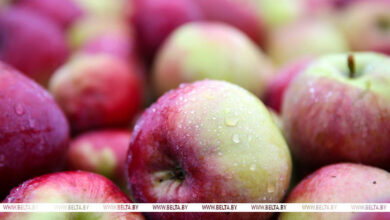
[[67, 130, 131, 186], [1, 171, 145, 220], [0, 62, 69, 199], [0, 7, 69, 86], [127, 80, 292, 220], [282, 53, 390, 170], [280, 163, 390, 220], [49, 54, 143, 133], [153, 22, 274, 98]]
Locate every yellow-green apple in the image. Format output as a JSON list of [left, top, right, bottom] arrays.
[[341, 0, 390, 55], [152, 22, 274, 98], [67, 130, 131, 189], [264, 58, 313, 113], [1, 171, 145, 220], [193, 0, 267, 47], [127, 80, 292, 220], [256, 0, 304, 29], [0, 62, 69, 198], [17, 0, 82, 29], [49, 54, 143, 133], [282, 53, 390, 170], [0, 7, 69, 86], [131, 0, 203, 60], [267, 20, 349, 66], [280, 163, 390, 220]]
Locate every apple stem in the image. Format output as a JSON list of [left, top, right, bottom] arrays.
[[348, 54, 355, 78]]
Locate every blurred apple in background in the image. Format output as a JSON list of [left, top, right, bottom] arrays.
[[1, 171, 145, 220], [341, 0, 390, 55], [282, 53, 390, 170], [264, 58, 313, 113], [153, 22, 274, 98], [131, 0, 203, 61], [0, 62, 69, 199], [0, 7, 69, 86], [67, 130, 131, 190], [127, 80, 291, 219], [16, 0, 82, 30], [75, 0, 128, 19], [257, 0, 304, 29], [280, 163, 390, 220], [267, 19, 349, 66], [49, 54, 143, 133]]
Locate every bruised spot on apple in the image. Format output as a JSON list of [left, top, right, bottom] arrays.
[[280, 163, 390, 220], [0, 62, 69, 199], [282, 52, 390, 170], [127, 80, 292, 220], [1, 171, 145, 220]]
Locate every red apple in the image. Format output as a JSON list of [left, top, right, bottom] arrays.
[[1, 171, 145, 219], [67, 130, 131, 188], [280, 163, 390, 220], [131, 0, 203, 60], [194, 0, 267, 47], [127, 80, 292, 220], [282, 53, 390, 170], [49, 54, 143, 133], [17, 0, 82, 29], [0, 7, 69, 86], [0, 62, 69, 198], [264, 58, 312, 113]]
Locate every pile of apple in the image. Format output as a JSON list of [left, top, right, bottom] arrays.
[[0, 0, 390, 219]]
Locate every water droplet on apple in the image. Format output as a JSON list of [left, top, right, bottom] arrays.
[[249, 164, 256, 171], [233, 162, 238, 166], [218, 152, 223, 156], [14, 104, 24, 115], [267, 183, 275, 193], [232, 134, 240, 143], [212, 116, 217, 120], [225, 117, 239, 127]]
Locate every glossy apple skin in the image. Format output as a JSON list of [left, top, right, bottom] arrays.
[[280, 163, 390, 220], [0, 7, 69, 86], [67, 130, 131, 188], [127, 80, 292, 220], [17, 0, 82, 29], [0, 62, 69, 199], [49, 54, 143, 133], [267, 20, 349, 66], [264, 58, 312, 113], [153, 22, 274, 98], [132, 0, 203, 60], [1, 171, 145, 220], [194, 0, 267, 47], [282, 53, 390, 170], [341, 0, 390, 55]]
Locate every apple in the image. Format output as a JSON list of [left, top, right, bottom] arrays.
[[152, 22, 274, 98], [0, 62, 69, 198], [48, 54, 143, 133], [341, 0, 390, 55], [131, 0, 203, 60], [1, 171, 145, 220], [0, 7, 69, 86], [17, 0, 82, 29], [267, 19, 349, 66], [256, 0, 304, 29], [67, 16, 129, 51], [282, 53, 390, 170], [194, 0, 267, 47], [280, 163, 390, 220], [67, 129, 131, 189], [264, 58, 313, 113], [352, 197, 390, 220], [127, 80, 292, 220], [75, 0, 128, 19]]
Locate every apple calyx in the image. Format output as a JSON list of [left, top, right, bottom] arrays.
[[348, 54, 356, 78], [170, 163, 186, 181]]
